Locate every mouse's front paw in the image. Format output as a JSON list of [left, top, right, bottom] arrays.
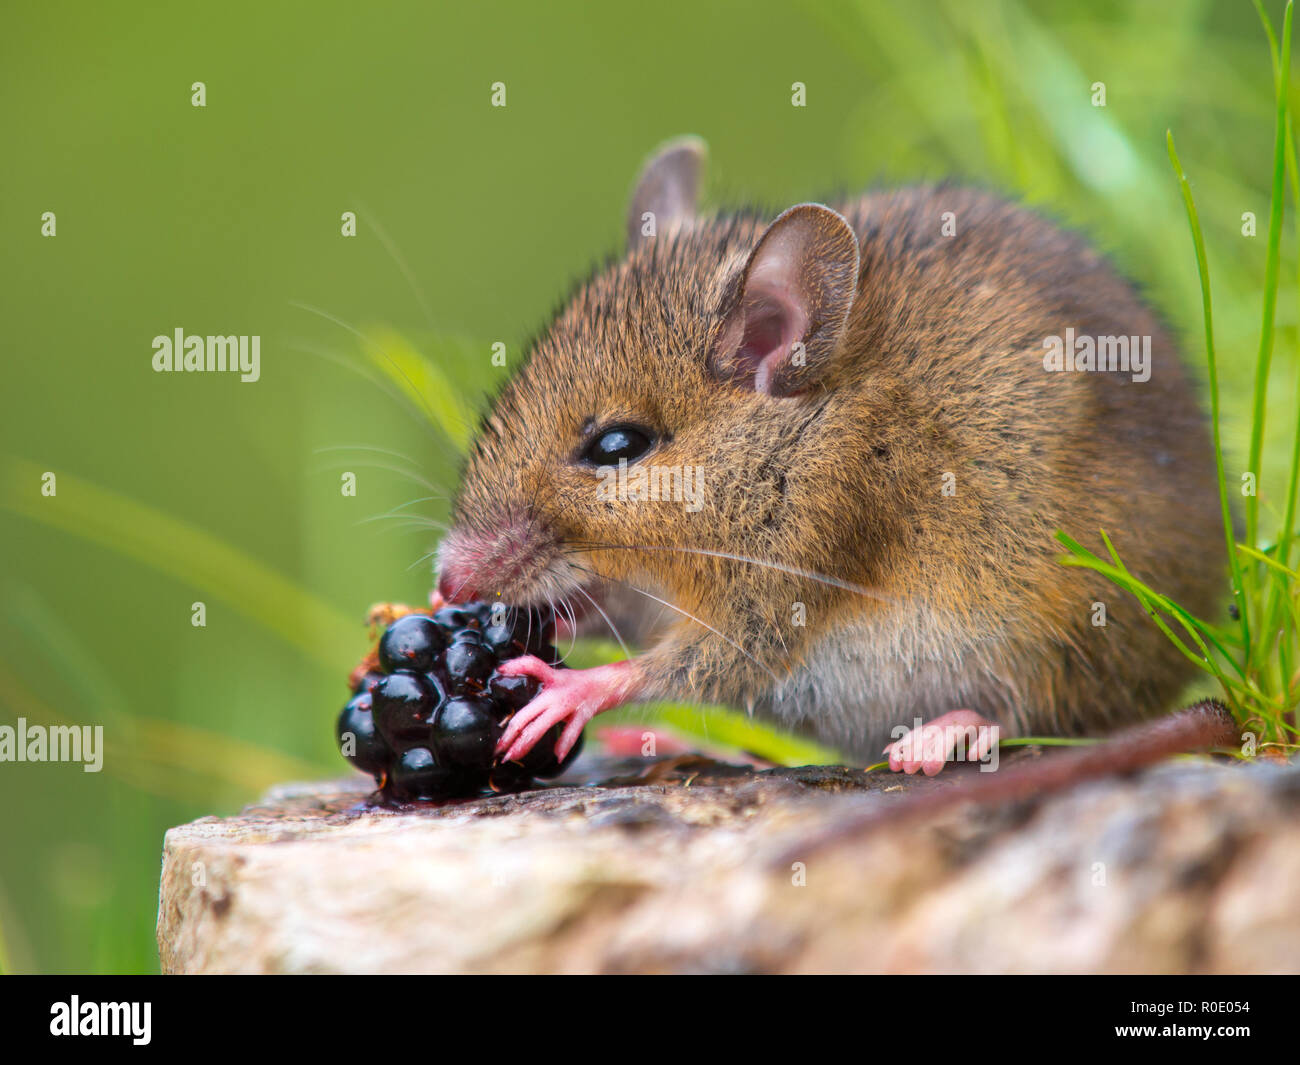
[[494, 657, 639, 763], [883, 709, 1000, 776]]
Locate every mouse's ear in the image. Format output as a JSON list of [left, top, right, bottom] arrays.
[[707, 204, 857, 395], [709, 204, 860, 397], [627, 136, 707, 250]]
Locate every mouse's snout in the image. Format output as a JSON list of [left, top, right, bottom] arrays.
[[436, 511, 564, 605]]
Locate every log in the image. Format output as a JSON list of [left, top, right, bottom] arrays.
[[157, 751, 1300, 973]]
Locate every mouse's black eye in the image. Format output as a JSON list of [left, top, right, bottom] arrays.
[[582, 424, 656, 466]]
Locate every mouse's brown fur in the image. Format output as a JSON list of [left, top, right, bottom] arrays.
[[442, 140, 1223, 759]]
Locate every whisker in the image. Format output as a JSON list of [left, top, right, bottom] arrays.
[[373, 518, 451, 536], [355, 496, 447, 528], [314, 443, 426, 467], [570, 563, 780, 685], [558, 596, 579, 663], [308, 459, 447, 497], [290, 301, 446, 441], [356, 202, 439, 334], [543, 591, 564, 662], [407, 549, 439, 572], [448, 571, 475, 602], [286, 339, 433, 432], [568, 541, 890, 604], [574, 583, 632, 662]]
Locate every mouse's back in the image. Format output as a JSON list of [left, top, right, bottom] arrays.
[[759, 184, 1223, 749]]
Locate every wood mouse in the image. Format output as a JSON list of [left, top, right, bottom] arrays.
[[432, 136, 1229, 777]]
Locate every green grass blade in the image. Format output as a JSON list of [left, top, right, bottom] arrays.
[[0, 457, 359, 670], [1166, 131, 1250, 653], [362, 327, 475, 453], [1243, 0, 1293, 653], [1056, 532, 1246, 697], [604, 701, 848, 766], [1238, 542, 1300, 580], [1255, 0, 1300, 717], [1093, 529, 1245, 674]]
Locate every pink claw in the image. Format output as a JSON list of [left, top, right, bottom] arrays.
[[883, 709, 1000, 776], [495, 657, 642, 764]]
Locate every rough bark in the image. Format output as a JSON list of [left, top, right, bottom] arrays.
[[157, 751, 1300, 974]]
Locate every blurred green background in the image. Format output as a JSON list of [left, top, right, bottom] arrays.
[[1, 0, 1296, 973]]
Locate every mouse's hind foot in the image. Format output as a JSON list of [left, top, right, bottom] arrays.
[[883, 709, 1000, 775]]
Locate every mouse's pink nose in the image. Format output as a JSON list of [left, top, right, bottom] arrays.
[[436, 517, 551, 604], [436, 563, 476, 604], [437, 538, 490, 603]]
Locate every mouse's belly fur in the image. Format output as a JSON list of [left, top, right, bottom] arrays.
[[753, 585, 1208, 760], [753, 600, 1021, 756]]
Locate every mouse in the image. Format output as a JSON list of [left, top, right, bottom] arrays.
[[426, 135, 1230, 778]]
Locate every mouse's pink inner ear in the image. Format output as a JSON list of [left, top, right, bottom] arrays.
[[709, 203, 861, 397]]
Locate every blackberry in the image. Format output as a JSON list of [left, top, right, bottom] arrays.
[[487, 671, 540, 712], [433, 695, 499, 767], [389, 746, 472, 801], [480, 623, 518, 655], [370, 671, 440, 745], [431, 605, 480, 632], [377, 614, 447, 673], [443, 639, 495, 692], [336, 690, 390, 776], [487, 761, 534, 794], [335, 600, 583, 800], [354, 670, 386, 695], [480, 604, 538, 654], [515, 724, 585, 779]]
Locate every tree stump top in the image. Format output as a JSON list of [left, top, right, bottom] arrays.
[[157, 753, 1300, 973]]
